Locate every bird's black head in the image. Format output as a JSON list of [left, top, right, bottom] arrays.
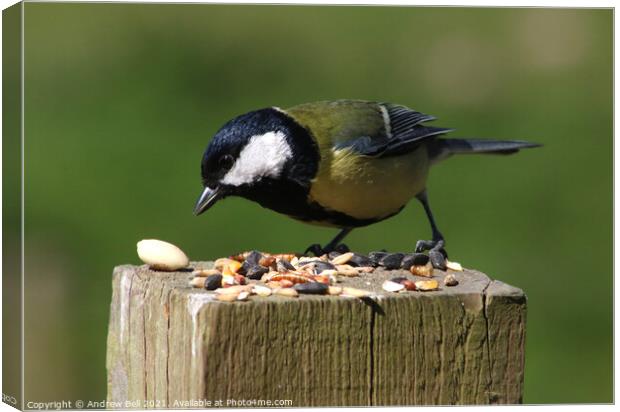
[[194, 107, 319, 215]]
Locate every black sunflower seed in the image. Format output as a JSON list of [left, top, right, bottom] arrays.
[[348, 253, 372, 267], [294, 282, 329, 294], [205, 274, 223, 291], [277, 259, 296, 272], [368, 251, 388, 266], [245, 250, 263, 266], [328, 251, 342, 260], [429, 250, 447, 270], [401, 253, 429, 269], [246, 265, 269, 280], [237, 260, 251, 276], [314, 261, 336, 274], [380, 253, 405, 270]]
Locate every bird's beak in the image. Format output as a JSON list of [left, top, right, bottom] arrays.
[[193, 186, 222, 216]]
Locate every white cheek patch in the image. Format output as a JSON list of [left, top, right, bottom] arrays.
[[221, 131, 293, 186]]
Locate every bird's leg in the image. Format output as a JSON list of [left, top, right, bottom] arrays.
[[415, 190, 448, 270], [304, 228, 353, 256]]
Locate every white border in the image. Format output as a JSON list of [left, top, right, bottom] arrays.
[[0, 1, 615, 412]]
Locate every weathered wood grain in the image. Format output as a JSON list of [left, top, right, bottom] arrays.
[[106, 263, 526, 407]]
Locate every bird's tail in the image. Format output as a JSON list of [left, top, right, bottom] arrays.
[[429, 138, 541, 163]]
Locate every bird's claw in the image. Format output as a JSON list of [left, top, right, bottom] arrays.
[[415, 239, 448, 270], [304, 243, 350, 256]]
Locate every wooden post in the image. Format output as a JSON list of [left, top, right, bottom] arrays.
[[106, 262, 526, 407]]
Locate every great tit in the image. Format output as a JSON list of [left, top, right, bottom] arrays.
[[194, 100, 539, 268]]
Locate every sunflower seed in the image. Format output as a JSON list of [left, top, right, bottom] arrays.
[[429, 250, 447, 270], [379, 253, 405, 270], [401, 253, 429, 269], [277, 259, 296, 272], [313, 261, 336, 274], [348, 254, 372, 267], [368, 251, 388, 266], [245, 250, 263, 266], [246, 265, 269, 280], [294, 282, 328, 295], [205, 274, 223, 291], [328, 251, 342, 260], [237, 260, 251, 276]]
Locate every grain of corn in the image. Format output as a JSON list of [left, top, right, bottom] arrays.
[[214, 258, 237, 270], [415, 280, 439, 291], [410, 262, 433, 277]]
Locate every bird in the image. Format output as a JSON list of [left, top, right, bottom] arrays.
[[194, 100, 539, 269]]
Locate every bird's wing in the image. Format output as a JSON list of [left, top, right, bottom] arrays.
[[285, 100, 452, 157], [373, 103, 453, 157]]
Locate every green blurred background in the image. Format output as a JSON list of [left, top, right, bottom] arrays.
[[10, 3, 612, 404]]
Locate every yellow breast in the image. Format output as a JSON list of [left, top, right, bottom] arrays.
[[308, 146, 430, 222]]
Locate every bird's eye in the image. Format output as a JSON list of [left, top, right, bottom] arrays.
[[219, 154, 234, 171]]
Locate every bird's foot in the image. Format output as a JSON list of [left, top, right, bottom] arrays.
[[304, 243, 350, 257], [415, 239, 448, 270]]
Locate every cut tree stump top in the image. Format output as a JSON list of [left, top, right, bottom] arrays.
[[106, 261, 527, 407]]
